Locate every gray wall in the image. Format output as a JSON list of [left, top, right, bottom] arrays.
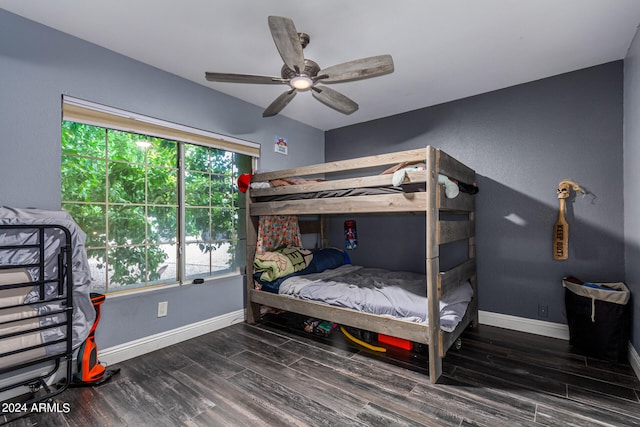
[[0, 10, 324, 349], [624, 28, 640, 352], [325, 62, 625, 328]]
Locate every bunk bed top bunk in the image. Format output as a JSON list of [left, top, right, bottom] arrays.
[[248, 146, 476, 215], [245, 146, 477, 384]]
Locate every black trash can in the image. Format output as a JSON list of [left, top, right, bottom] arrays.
[[563, 278, 630, 362]]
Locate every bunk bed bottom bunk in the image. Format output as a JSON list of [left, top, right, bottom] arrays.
[[275, 265, 473, 332], [248, 263, 478, 382], [246, 229, 478, 384], [249, 287, 477, 345]]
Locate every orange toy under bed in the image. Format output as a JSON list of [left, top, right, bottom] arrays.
[[378, 334, 413, 350]]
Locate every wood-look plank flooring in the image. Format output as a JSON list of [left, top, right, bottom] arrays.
[[3, 313, 640, 426]]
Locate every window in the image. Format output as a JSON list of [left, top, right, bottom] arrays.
[[61, 98, 257, 293]]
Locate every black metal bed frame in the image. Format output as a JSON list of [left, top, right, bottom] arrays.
[[0, 224, 74, 406]]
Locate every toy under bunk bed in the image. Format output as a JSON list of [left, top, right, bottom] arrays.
[[245, 146, 478, 384], [0, 207, 96, 406]]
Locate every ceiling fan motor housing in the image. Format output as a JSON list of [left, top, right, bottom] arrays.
[[298, 32, 310, 49], [281, 59, 320, 79]]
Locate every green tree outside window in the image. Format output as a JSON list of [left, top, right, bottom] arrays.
[[61, 121, 250, 293]]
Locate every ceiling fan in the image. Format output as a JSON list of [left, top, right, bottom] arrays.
[[204, 16, 394, 117]]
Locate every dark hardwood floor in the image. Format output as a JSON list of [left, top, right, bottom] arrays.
[[3, 314, 640, 426]]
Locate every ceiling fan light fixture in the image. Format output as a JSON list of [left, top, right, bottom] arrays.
[[290, 75, 313, 90]]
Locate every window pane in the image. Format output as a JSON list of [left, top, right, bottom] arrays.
[[184, 144, 210, 172], [147, 139, 177, 168], [62, 156, 106, 202], [147, 167, 177, 205], [234, 152, 253, 178], [108, 162, 146, 204], [185, 242, 211, 278], [184, 242, 233, 278], [108, 205, 146, 245], [62, 121, 106, 158], [230, 186, 240, 208], [86, 248, 107, 293], [185, 207, 210, 241], [210, 150, 233, 175], [234, 238, 246, 272], [233, 152, 252, 210], [210, 242, 233, 273], [107, 245, 148, 288], [211, 208, 234, 241], [148, 244, 175, 283], [147, 206, 177, 244], [236, 208, 246, 241], [108, 130, 146, 164], [184, 171, 210, 206], [210, 175, 233, 208], [62, 203, 106, 248]]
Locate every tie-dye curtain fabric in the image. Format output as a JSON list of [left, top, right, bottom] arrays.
[[256, 215, 302, 254]]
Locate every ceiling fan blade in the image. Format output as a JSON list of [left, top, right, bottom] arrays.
[[263, 89, 297, 117], [312, 86, 358, 115], [268, 16, 305, 73], [318, 54, 394, 83], [205, 72, 286, 85]]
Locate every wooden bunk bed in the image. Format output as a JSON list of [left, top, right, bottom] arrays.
[[245, 146, 477, 383]]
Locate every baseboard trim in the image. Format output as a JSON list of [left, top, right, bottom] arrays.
[[478, 310, 570, 340], [99, 309, 245, 366]]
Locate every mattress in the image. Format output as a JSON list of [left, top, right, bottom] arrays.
[[0, 269, 47, 368], [254, 185, 423, 202], [278, 264, 473, 332], [1, 308, 46, 367]]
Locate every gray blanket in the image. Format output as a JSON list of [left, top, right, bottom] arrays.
[[279, 264, 473, 332]]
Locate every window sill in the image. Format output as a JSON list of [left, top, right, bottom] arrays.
[[104, 271, 243, 299]]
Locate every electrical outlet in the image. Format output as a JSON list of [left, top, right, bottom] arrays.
[[538, 304, 548, 318], [157, 301, 168, 317]]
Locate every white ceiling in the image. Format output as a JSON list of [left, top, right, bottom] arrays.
[[2, 0, 640, 131]]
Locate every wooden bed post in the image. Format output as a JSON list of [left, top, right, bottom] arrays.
[[469, 211, 478, 328], [425, 146, 442, 383], [320, 215, 329, 249], [245, 188, 260, 324]]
